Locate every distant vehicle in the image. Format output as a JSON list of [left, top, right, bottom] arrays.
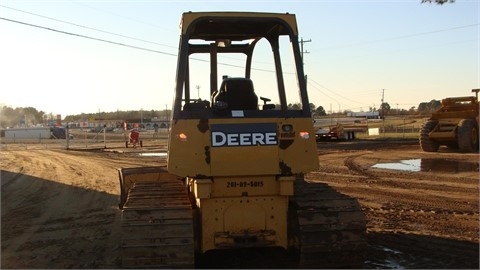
[[420, 88, 479, 153], [125, 129, 142, 148], [315, 127, 331, 140], [315, 123, 364, 141], [51, 127, 67, 139], [347, 111, 380, 119]]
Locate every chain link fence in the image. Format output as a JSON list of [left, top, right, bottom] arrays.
[[1, 128, 170, 151]]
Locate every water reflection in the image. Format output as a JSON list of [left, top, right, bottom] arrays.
[[372, 159, 479, 173], [139, 152, 168, 157]]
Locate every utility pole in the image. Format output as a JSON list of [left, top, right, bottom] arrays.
[[330, 103, 333, 125], [299, 38, 311, 87], [165, 104, 169, 129], [381, 89, 385, 135], [196, 85, 200, 99], [299, 37, 311, 64]]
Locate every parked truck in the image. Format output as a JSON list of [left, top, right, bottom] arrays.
[[420, 89, 479, 153], [315, 123, 366, 141]]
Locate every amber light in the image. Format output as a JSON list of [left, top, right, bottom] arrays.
[[177, 133, 188, 141], [299, 132, 310, 139]]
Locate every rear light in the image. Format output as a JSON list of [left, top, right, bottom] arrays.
[[177, 133, 187, 141], [299, 132, 310, 139]]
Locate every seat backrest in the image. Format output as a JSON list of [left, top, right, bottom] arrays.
[[182, 100, 210, 111], [214, 78, 258, 110]]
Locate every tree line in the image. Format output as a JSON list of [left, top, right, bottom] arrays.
[[0, 107, 171, 128], [1, 100, 444, 128]]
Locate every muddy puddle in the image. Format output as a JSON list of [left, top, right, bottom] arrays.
[[372, 158, 479, 173], [139, 152, 167, 157]]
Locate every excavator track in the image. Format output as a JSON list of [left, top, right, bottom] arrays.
[[120, 179, 194, 269], [291, 179, 367, 268]]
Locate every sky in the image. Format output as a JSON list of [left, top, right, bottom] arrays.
[[0, 0, 478, 118]]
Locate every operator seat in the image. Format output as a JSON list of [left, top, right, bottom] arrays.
[[212, 78, 258, 110]]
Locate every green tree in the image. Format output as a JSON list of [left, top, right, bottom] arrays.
[[428, 100, 441, 111], [288, 103, 301, 110], [418, 100, 441, 113], [0, 106, 45, 127], [380, 102, 391, 112], [0, 106, 16, 127], [315, 106, 327, 116]]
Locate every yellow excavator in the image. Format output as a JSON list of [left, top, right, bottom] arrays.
[[117, 11, 366, 268]]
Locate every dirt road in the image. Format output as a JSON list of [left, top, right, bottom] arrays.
[[313, 140, 479, 269], [1, 139, 478, 268]]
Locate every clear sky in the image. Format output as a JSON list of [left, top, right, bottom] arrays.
[[1, 0, 478, 118]]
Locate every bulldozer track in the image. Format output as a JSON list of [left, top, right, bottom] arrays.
[[292, 179, 367, 268], [120, 180, 194, 269]]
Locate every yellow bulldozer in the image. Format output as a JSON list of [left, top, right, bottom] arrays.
[[420, 89, 479, 153], [117, 12, 366, 268]]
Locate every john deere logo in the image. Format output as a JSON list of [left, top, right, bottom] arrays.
[[211, 123, 277, 147]]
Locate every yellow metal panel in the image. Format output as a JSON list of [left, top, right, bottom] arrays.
[[211, 176, 278, 197], [278, 119, 319, 173], [169, 118, 319, 176], [209, 121, 280, 176], [194, 179, 212, 199], [198, 196, 288, 252], [224, 202, 266, 231], [278, 176, 294, 196], [168, 120, 210, 177], [210, 145, 279, 176]]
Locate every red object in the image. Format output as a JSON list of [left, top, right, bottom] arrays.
[[129, 130, 139, 144]]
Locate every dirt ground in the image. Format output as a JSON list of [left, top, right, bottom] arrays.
[[1, 138, 478, 269]]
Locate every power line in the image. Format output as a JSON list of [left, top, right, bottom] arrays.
[[72, 1, 177, 34], [0, 16, 282, 73], [2, 4, 288, 71], [308, 78, 363, 104], [306, 81, 341, 105], [0, 17, 178, 56], [307, 79, 390, 112], [0, 4, 177, 49], [320, 23, 479, 51]]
